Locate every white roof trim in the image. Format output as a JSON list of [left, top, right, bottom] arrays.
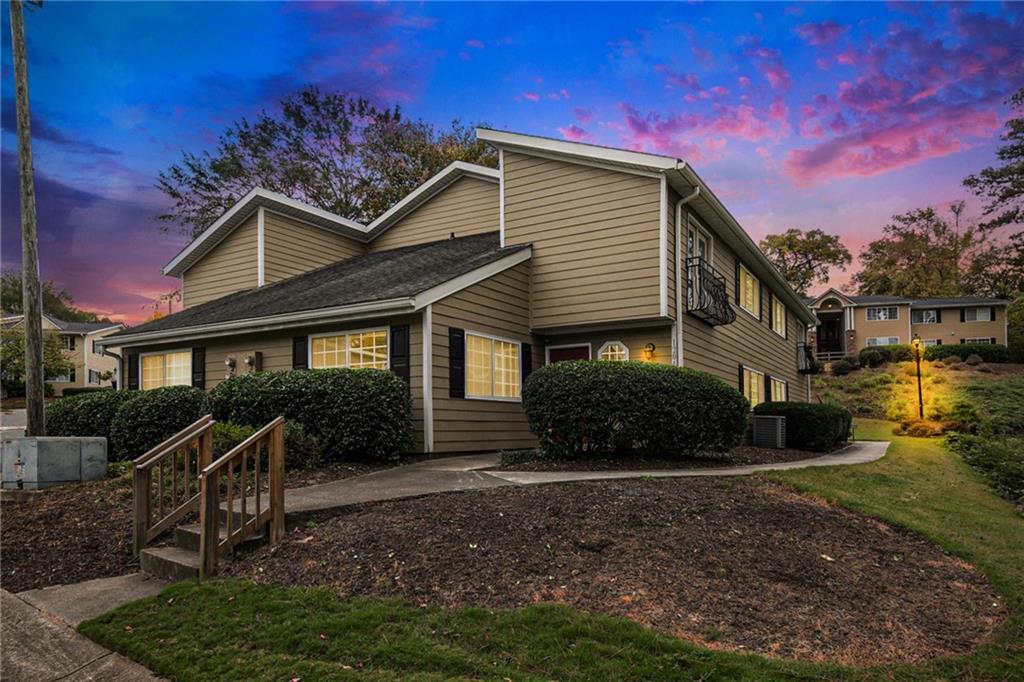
[[807, 288, 857, 308], [477, 128, 680, 171], [365, 161, 499, 240], [163, 188, 369, 277]]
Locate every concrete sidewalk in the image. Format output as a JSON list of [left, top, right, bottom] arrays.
[[283, 441, 889, 519], [2, 575, 166, 681]]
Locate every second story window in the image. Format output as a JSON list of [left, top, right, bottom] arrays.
[[771, 295, 786, 337], [964, 307, 992, 322], [598, 342, 629, 361], [62, 335, 76, 351], [738, 263, 760, 317], [911, 309, 937, 324], [866, 306, 899, 321]]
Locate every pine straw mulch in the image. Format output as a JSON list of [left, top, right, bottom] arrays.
[[490, 444, 830, 472], [225, 477, 1005, 666]]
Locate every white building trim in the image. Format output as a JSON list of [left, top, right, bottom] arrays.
[[422, 305, 434, 453]]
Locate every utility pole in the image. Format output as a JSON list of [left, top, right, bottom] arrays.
[[9, 0, 45, 435]]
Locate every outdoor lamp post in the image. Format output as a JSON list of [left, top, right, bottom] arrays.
[[911, 334, 924, 419]]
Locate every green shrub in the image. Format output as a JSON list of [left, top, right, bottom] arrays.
[[923, 343, 1009, 363], [206, 369, 413, 462], [965, 354, 984, 366], [830, 357, 859, 376], [61, 386, 114, 397], [859, 350, 884, 368], [109, 386, 207, 460], [942, 355, 963, 366], [522, 361, 748, 459], [859, 344, 912, 365], [212, 422, 257, 457], [875, 373, 894, 385], [946, 433, 1024, 509], [282, 421, 330, 468], [753, 401, 852, 452], [46, 390, 140, 450]]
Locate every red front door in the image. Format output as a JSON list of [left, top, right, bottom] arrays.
[[547, 345, 591, 363]]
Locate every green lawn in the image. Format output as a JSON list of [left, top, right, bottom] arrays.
[[80, 420, 1024, 681]]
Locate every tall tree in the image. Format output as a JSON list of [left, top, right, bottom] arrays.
[[157, 87, 497, 237], [9, 0, 45, 434], [758, 228, 851, 296], [852, 204, 987, 298], [0, 269, 112, 322], [0, 329, 74, 395], [963, 86, 1024, 232]]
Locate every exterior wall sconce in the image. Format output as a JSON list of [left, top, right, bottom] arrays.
[[224, 356, 236, 379], [244, 352, 263, 372], [643, 343, 656, 361]]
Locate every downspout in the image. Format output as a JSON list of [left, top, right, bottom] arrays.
[[674, 180, 700, 366]]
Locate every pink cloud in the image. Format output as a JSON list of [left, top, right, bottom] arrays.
[[559, 88, 571, 99], [710, 85, 729, 97], [738, 75, 751, 88], [521, 91, 540, 102], [573, 107, 593, 123], [465, 38, 485, 49], [558, 124, 593, 142], [744, 41, 791, 90], [796, 20, 850, 46], [837, 51, 857, 65]]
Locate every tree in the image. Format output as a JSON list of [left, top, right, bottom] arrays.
[[963, 86, 1023, 232], [1007, 294, 1024, 363], [758, 228, 852, 296], [0, 329, 75, 395], [852, 204, 987, 298], [157, 87, 497, 237], [962, 232, 1024, 299], [0, 269, 112, 322]]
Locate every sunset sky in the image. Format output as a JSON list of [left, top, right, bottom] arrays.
[[1, 1, 1021, 324]]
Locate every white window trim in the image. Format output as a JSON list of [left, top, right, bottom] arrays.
[[911, 309, 937, 324], [866, 306, 900, 321], [544, 343, 592, 364], [922, 339, 940, 347], [308, 327, 390, 370], [597, 341, 630, 361], [687, 215, 714, 266], [964, 307, 992, 323], [737, 263, 760, 319], [964, 337, 994, 344], [865, 336, 901, 347], [139, 348, 192, 390], [465, 329, 523, 403]]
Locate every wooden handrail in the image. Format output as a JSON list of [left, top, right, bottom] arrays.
[[133, 415, 215, 555], [198, 416, 285, 581]]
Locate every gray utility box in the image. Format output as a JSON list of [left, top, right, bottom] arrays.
[[752, 415, 786, 449], [1, 437, 107, 490]]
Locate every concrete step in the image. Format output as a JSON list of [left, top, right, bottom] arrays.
[[173, 522, 265, 552], [139, 546, 199, 581]]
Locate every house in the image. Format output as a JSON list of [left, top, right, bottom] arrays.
[[103, 129, 819, 453], [1, 314, 124, 395], [806, 288, 1009, 361]]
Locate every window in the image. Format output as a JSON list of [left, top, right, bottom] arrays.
[[866, 336, 901, 347], [771, 296, 786, 337], [53, 369, 75, 383], [88, 369, 102, 385], [741, 366, 765, 408], [738, 264, 760, 317], [687, 219, 712, 262], [92, 340, 102, 355], [466, 332, 521, 400], [310, 329, 388, 370], [964, 307, 992, 322], [922, 339, 940, 347], [62, 335, 76, 351], [770, 377, 787, 402], [911, 309, 937, 324], [866, 306, 899, 321], [965, 337, 994, 344], [141, 350, 191, 390], [598, 341, 629, 361]]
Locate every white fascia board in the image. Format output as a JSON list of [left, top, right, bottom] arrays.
[[422, 304, 434, 453], [807, 287, 856, 308], [659, 176, 668, 317], [365, 162, 500, 239], [476, 128, 680, 171], [412, 247, 532, 309], [107, 298, 414, 347]]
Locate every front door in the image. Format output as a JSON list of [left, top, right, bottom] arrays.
[[817, 316, 843, 353], [547, 345, 591, 363]]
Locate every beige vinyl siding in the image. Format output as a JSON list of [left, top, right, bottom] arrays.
[[541, 327, 674, 365], [679, 205, 807, 401], [431, 261, 538, 452], [503, 151, 663, 328], [263, 211, 364, 284], [910, 307, 1005, 346], [853, 305, 908, 348], [370, 176, 500, 251], [182, 214, 258, 308]]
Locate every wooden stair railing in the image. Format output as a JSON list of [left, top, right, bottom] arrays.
[[133, 415, 215, 555], [198, 416, 285, 581]]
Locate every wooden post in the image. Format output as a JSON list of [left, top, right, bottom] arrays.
[[199, 425, 213, 470], [198, 469, 219, 582], [9, 0, 45, 436], [268, 420, 285, 544], [132, 467, 151, 556]]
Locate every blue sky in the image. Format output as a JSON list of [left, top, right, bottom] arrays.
[[1, 1, 1021, 322]]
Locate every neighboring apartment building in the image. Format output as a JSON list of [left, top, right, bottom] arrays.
[[104, 130, 818, 453], [807, 288, 1009, 361], [1, 314, 123, 395]]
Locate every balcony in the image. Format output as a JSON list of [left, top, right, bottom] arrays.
[[797, 343, 818, 374], [686, 257, 735, 326]]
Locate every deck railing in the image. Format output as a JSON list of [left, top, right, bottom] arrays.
[[198, 416, 285, 580], [686, 256, 736, 326], [133, 415, 215, 555]]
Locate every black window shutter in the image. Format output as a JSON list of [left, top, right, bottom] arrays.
[[991, 337, 997, 345], [191, 347, 206, 390], [990, 306, 996, 321], [292, 336, 308, 369], [960, 308, 966, 323], [69, 336, 76, 351], [765, 373, 772, 400], [521, 342, 533, 384], [936, 339, 942, 345], [734, 258, 741, 304], [768, 293, 774, 328], [449, 328, 465, 399], [785, 381, 790, 402], [737, 364, 744, 392], [784, 309, 789, 339], [936, 309, 942, 323], [759, 285, 764, 321], [960, 338, 966, 344], [127, 352, 139, 390], [69, 367, 76, 383], [389, 325, 410, 384]]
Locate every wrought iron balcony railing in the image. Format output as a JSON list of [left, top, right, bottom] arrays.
[[797, 343, 818, 374], [686, 257, 736, 326]]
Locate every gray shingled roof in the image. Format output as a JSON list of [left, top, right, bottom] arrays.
[[108, 232, 527, 338], [0, 314, 120, 333], [809, 293, 1009, 308]]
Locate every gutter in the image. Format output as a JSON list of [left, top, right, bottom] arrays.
[[674, 180, 701, 366]]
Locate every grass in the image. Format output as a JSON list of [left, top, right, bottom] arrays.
[[79, 420, 1024, 680]]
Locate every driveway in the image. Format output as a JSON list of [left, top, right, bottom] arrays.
[[1, 408, 27, 438]]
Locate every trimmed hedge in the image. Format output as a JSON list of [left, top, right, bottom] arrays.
[[923, 343, 1009, 363], [212, 422, 257, 457], [62, 386, 114, 397], [45, 390, 139, 450], [753, 401, 852, 452], [521, 361, 748, 459], [859, 344, 912, 365], [205, 369, 412, 462], [830, 357, 859, 376], [109, 386, 207, 460]]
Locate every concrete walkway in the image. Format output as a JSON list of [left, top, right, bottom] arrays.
[[2, 574, 167, 681], [284, 441, 889, 518]]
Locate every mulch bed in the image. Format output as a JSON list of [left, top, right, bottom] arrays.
[[225, 478, 1004, 666], [491, 445, 830, 472]]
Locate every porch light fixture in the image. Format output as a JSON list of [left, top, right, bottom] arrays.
[[911, 334, 924, 419], [224, 356, 236, 369], [643, 343, 656, 360]]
